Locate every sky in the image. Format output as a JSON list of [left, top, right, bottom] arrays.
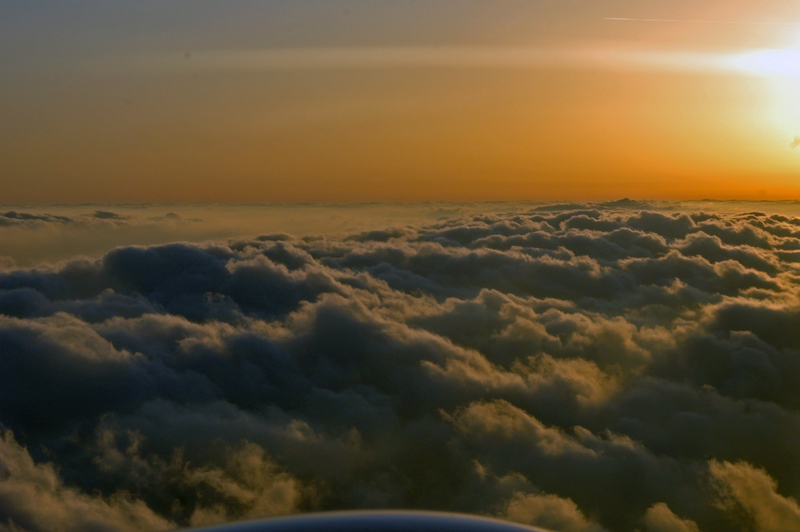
[[3, 0, 800, 203], [5, 4, 800, 532]]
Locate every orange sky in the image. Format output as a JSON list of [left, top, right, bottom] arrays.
[[2, 1, 800, 203]]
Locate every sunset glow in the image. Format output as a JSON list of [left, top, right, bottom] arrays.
[[733, 49, 800, 77], [3, 2, 800, 203], [4, 4, 800, 532]]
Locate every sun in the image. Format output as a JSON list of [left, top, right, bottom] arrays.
[[732, 49, 800, 78], [728, 39, 800, 147]]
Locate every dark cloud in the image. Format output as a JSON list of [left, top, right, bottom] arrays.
[[93, 211, 131, 221], [0, 211, 72, 226], [2, 206, 800, 532], [0, 210, 132, 228]]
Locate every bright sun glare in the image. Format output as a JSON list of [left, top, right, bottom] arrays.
[[729, 38, 800, 145], [733, 49, 800, 77]]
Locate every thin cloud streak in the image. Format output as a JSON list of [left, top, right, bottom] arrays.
[[604, 17, 800, 25], [107, 45, 739, 76]]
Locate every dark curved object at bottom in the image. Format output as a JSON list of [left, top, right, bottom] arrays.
[[187, 512, 553, 532]]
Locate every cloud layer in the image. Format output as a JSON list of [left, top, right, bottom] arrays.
[[2, 203, 800, 532]]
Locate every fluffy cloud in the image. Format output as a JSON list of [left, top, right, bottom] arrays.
[[642, 503, 699, 532], [709, 460, 800, 532], [0, 432, 172, 532], [505, 493, 606, 532], [1, 204, 800, 531]]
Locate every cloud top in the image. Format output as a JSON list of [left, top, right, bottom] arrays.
[[2, 205, 800, 532]]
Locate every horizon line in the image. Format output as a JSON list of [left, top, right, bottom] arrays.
[[3, 199, 800, 208]]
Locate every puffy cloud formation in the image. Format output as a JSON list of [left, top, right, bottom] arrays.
[[0, 203, 484, 268], [709, 460, 800, 532], [1, 203, 800, 532], [642, 503, 699, 532], [505, 493, 606, 532], [0, 432, 171, 532]]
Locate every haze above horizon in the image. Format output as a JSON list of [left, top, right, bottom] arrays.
[[3, 1, 800, 202]]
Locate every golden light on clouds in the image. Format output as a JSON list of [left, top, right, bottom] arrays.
[[7, 6, 800, 532]]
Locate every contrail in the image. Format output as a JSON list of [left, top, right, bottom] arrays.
[[604, 17, 800, 26]]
